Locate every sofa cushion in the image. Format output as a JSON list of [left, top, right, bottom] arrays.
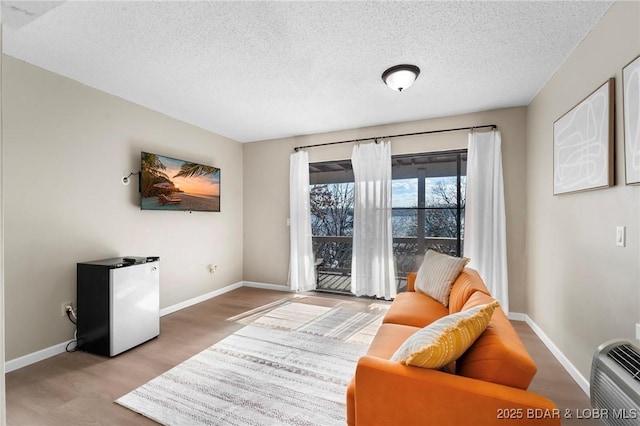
[[390, 300, 499, 369], [414, 250, 469, 307], [366, 323, 421, 359], [456, 292, 538, 390], [382, 291, 448, 328], [448, 268, 491, 314]]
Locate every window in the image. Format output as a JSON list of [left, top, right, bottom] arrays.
[[309, 150, 466, 293], [391, 151, 467, 287]]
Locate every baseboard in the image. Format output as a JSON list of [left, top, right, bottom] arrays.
[[5, 340, 74, 373], [159, 281, 244, 317], [242, 281, 292, 292], [510, 311, 590, 396], [158, 281, 292, 312], [507, 312, 528, 322], [12, 284, 583, 396], [5, 281, 246, 373]]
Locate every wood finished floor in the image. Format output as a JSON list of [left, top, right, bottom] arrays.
[[6, 287, 599, 425]]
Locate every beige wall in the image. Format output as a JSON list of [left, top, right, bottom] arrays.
[[2, 56, 244, 360], [244, 107, 529, 311], [526, 0, 640, 379]]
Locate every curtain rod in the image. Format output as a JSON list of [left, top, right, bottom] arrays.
[[293, 124, 497, 152]]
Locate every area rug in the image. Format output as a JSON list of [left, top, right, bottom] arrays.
[[116, 300, 386, 425]]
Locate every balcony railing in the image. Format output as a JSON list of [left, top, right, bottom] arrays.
[[312, 235, 461, 294]]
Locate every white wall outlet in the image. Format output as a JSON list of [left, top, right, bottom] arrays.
[[61, 301, 73, 317], [616, 226, 626, 247], [636, 323, 640, 341]]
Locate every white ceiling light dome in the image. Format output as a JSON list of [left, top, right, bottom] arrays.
[[382, 64, 420, 92]]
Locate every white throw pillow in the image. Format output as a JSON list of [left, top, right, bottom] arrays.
[[414, 250, 469, 307]]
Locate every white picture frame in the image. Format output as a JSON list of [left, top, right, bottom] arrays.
[[553, 78, 614, 195], [623, 55, 640, 185]]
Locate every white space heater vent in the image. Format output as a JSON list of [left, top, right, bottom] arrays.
[[591, 339, 640, 426]]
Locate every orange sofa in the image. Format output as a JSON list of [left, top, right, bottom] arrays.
[[347, 268, 561, 426]]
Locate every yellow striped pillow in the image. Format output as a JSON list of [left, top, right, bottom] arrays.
[[390, 300, 499, 369]]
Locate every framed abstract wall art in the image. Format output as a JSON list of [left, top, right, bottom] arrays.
[[623, 55, 640, 185], [553, 78, 614, 195]]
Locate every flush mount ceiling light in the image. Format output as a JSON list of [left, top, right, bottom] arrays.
[[381, 64, 420, 92]]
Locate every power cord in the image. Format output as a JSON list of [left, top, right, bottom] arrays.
[[65, 306, 77, 325], [65, 305, 79, 352]]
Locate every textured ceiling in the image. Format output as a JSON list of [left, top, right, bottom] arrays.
[[2, 1, 614, 143]]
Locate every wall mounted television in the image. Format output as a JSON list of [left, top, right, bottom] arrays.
[[140, 152, 220, 212]]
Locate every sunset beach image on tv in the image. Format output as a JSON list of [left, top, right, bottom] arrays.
[[140, 152, 220, 212]]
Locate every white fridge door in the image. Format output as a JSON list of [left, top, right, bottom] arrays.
[[110, 261, 160, 355]]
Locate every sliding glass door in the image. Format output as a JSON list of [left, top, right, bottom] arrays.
[[309, 161, 354, 293], [309, 150, 466, 294]]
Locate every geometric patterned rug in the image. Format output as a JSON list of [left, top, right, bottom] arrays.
[[116, 299, 387, 425]]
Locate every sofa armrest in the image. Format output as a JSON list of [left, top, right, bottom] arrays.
[[406, 272, 417, 292], [354, 356, 561, 426]]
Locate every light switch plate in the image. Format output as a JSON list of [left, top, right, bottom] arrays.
[[616, 226, 626, 247]]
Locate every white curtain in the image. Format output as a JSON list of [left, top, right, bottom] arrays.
[[350, 139, 396, 300], [464, 130, 509, 313], [289, 150, 316, 292]]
